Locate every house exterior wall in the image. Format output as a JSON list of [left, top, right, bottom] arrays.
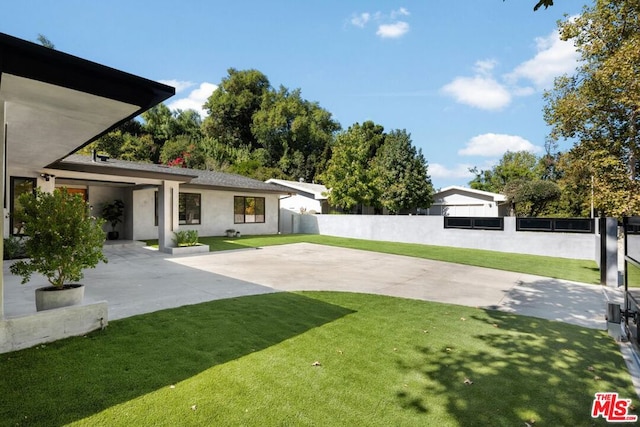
[[132, 188, 280, 240], [86, 186, 126, 237], [294, 214, 597, 261], [428, 190, 503, 217], [279, 193, 324, 214], [428, 203, 499, 217]]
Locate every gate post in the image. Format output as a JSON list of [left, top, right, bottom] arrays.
[[600, 217, 619, 287]]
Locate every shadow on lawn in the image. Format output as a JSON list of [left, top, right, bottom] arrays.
[[0, 292, 354, 426], [396, 310, 635, 426]]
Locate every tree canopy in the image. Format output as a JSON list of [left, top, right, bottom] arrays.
[[469, 151, 542, 194], [544, 0, 640, 216], [84, 68, 431, 215], [321, 122, 432, 213]]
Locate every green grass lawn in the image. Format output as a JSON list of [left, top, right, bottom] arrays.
[[0, 292, 634, 426], [147, 234, 600, 284]]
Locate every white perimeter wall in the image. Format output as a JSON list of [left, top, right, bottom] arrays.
[[294, 214, 598, 261]]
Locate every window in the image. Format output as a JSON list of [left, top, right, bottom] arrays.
[[11, 177, 37, 235], [154, 192, 201, 225], [62, 187, 88, 201], [180, 193, 201, 225], [234, 196, 265, 224]]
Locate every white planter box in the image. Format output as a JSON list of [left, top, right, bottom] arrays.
[[164, 244, 210, 255]]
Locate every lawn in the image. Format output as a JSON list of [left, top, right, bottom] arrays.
[[0, 292, 634, 426], [147, 234, 600, 284]]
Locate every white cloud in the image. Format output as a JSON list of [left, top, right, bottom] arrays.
[[390, 7, 410, 19], [351, 12, 370, 28], [349, 8, 411, 39], [458, 133, 542, 157], [166, 82, 217, 117], [441, 26, 579, 110], [441, 75, 511, 111], [376, 21, 410, 38], [473, 59, 497, 76], [158, 79, 195, 94], [505, 29, 580, 89], [429, 163, 475, 179]]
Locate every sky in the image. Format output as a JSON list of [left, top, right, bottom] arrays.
[[2, 1, 587, 189]]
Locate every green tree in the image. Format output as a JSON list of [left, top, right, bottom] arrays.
[[119, 134, 156, 162], [555, 145, 640, 218], [373, 129, 433, 214], [320, 122, 384, 212], [36, 34, 54, 49], [9, 188, 107, 288], [174, 109, 202, 139], [252, 86, 340, 181], [544, 0, 640, 216], [469, 151, 542, 193], [202, 68, 270, 150], [504, 179, 561, 216], [159, 135, 206, 169]]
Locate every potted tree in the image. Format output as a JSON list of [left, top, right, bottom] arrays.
[[101, 199, 124, 240], [9, 188, 108, 311]]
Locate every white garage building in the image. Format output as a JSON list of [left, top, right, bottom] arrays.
[[427, 186, 508, 217]]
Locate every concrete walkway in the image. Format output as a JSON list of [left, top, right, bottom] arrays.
[[3, 242, 618, 329]]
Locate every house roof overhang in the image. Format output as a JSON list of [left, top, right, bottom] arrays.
[[0, 32, 175, 173]]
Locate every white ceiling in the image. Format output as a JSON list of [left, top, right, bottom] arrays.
[[1, 73, 139, 172]]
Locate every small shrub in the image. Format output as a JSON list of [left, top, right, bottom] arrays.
[[3, 236, 26, 260], [173, 230, 199, 247], [9, 188, 107, 288]]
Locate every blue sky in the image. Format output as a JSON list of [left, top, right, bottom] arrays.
[[2, 1, 586, 189]]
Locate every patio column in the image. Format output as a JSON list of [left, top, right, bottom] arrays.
[[158, 180, 179, 253]]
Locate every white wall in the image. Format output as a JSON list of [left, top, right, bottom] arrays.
[[295, 214, 598, 261], [132, 188, 280, 240], [279, 194, 323, 214]]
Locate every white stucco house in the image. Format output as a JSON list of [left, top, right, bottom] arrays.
[[0, 32, 291, 352], [427, 186, 508, 217], [265, 179, 329, 214], [11, 154, 292, 243]]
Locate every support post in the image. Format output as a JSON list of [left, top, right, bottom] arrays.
[[158, 181, 179, 253], [600, 217, 619, 287]]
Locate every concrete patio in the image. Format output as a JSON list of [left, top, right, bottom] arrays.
[[3, 242, 619, 329]]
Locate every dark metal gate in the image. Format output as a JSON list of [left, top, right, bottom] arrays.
[[622, 217, 640, 343]]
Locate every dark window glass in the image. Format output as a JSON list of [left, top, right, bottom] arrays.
[[11, 177, 36, 235], [154, 191, 201, 226], [180, 193, 201, 225], [234, 196, 265, 224]]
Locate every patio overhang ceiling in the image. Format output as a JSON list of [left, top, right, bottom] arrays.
[[0, 32, 175, 172]]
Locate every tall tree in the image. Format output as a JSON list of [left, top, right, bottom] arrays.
[[202, 68, 270, 150], [469, 151, 542, 193], [544, 0, 640, 216], [320, 122, 385, 212], [251, 86, 340, 182], [503, 179, 561, 216], [373, 130, 433, 214]]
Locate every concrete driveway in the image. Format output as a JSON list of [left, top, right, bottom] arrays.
[[3, 242, 617, 329]]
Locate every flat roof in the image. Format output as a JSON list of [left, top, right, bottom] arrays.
[[0, 32, 175, 172]]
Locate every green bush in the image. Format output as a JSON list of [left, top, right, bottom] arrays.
[[173, 229, 199, 247], [9, 188, 107, 288], [3, 236, 26, 260]]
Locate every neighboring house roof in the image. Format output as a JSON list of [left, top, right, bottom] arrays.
[[0, 32, 175, 173], [433, 186, 507, 203], [265, 179, 328, 200], [50, 155, 293, 194]]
